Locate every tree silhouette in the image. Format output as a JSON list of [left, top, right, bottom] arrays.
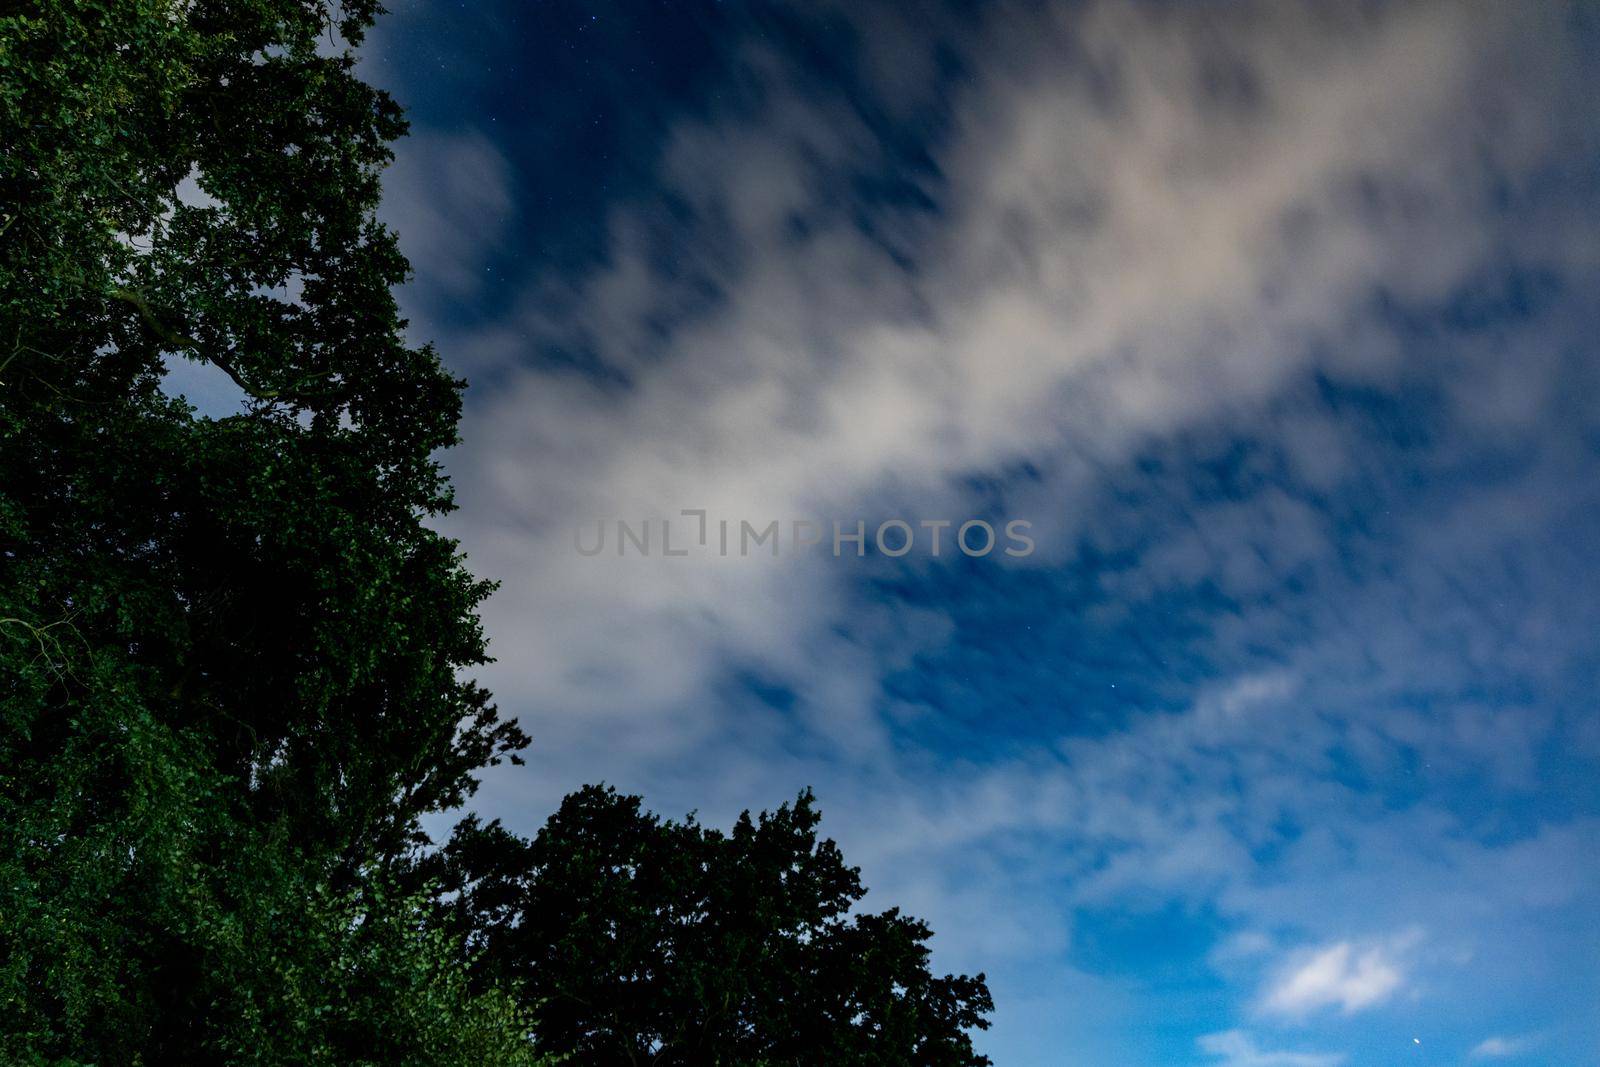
[[427, 786, 994, 1066]]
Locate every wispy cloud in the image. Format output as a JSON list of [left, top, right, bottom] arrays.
[[1198, 1029, 1344, 1067], [438, 0, 1553, 737], [1259, 932, 1419, 1018], [1470, 1034, 1539, 1059], [382, 129, 514, 307]]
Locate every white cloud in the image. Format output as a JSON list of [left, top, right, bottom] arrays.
[[1470, 1034, 1538, 1059], [1198, 1029, 1344, 1067], [1259, 931, 1420, 1018], [436, 0, 1587, 762]]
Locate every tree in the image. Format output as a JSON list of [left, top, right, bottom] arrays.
[[427, 786, 995, 1066], [1, 0, 529, 1060]]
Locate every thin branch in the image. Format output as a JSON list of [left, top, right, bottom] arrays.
[[109, 286, 279, 400], [109, 286, 340, 406]]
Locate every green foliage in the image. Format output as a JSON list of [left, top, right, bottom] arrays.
[[0, 0, 531, 1061], [428, 787, 995, 1066]]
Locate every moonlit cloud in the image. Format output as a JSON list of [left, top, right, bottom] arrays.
[[1258, 933, 1417, 1018], [432, 0, 1594, 761], [1198, 1029, 1345, 1067], [382, 129, 514, 306], [1470, 1034, 1538, 1059]]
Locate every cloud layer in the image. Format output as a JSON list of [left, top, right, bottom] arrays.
[[368, 2, 1600, 1062]]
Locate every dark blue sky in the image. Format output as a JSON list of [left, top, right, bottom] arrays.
[[163, 2, 1600, 1062]]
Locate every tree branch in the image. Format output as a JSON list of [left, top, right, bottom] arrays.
[[109, 286, 280, 400]]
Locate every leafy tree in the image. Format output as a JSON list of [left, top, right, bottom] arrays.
[[428, 786, 995, 1066], [1, 0, 529, 1060]]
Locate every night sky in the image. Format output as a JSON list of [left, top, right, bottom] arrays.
[[169, 2, 1600, 1062]]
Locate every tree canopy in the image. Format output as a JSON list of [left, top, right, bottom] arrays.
[[429, 787, 995, 1066], [0, 1, 992, 1063], [2, 0, 529, 1059]]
